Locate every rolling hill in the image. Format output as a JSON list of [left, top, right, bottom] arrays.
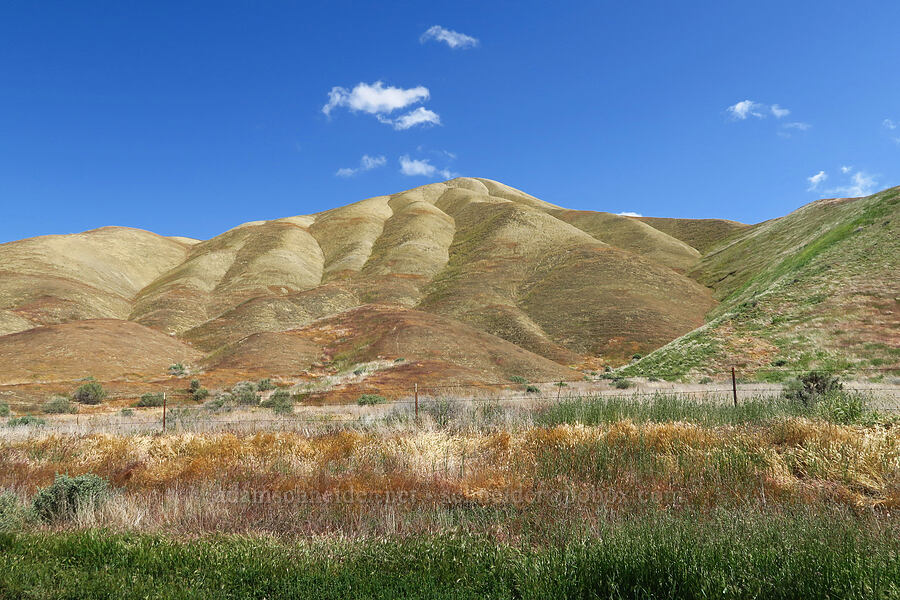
[[0, 177, 895, 391]]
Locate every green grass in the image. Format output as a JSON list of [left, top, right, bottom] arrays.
[[533, 392, 884, 427], [0, 510, 896, 599]]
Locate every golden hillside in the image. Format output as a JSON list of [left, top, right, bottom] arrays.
[[0, 177, 748, 387]]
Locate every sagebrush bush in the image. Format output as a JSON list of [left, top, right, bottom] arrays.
[[357, 394, 386, 406], [73, 382, 106, 404], [42, 397, 78, 414], [135, 393, 165, 408], [0, 491, 27, 531], [189, 379, 201, 392], [168, 363, 186, 376], [0, 401, 9, 417], [613, 378, 632, 389], [192, 387, 210, 402], [32, 474, 109, 522], [525, 385, 540, 393], [261, 389, 294, 415], [509, 375, 528, 384], [231, 381, 259, 405], [7, 415, 46, 427], [785, 371, 842, 407], [257, 378, 276, 391]]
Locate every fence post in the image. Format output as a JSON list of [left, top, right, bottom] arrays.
[[557, 382, 562, 401], [731, 367, 738, 407], [162, 392, 167, 433], [414, 383, 419, 420]]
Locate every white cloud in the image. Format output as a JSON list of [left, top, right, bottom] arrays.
[[322, 81, 441, 130], [399, 155, 454, 179], [841, 165, 853, 174], [827, 171, 877, 197], [420, 25, 479, 49], [783, 122, 810, 131], [393, 107, 441, 130], [883, 118, 897, 130], [335, 154, 387, 177], [771, 104, 790, 118], [807, 170, 828, 191], [323, 81, 429, 116], [617, 211, 643, 217], [727, 100, 766, 120]]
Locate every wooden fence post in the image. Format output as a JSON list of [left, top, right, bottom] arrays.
[[414, 383, 419, 420], [162, 392, 167, 433], [731, 367, 738, 407]]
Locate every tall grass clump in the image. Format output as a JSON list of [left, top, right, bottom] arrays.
[[0, 491, 27, 531]]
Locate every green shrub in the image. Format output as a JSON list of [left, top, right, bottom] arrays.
[[357, 394, 386, 406], [0, 401, 9, 417], [0, 491, 27, 531], [525, 385, 540, 394], [205, 393, 235, 412], [73, 382, 106, 405], [632, 353, 643, 361], [119, 408, 134, 417], [168, 363, 186, 376], [784, 371, 842, 407], [509, 375, 528, 384], [554, 381, 569, 387], [189, 379, 201, 393], [353, 367, 366, 376], [192, 387, 210, 402], [257, 378, 276, 391], [261, 390, 294, 415], [135, 393, 165, 408], [42, 397, 78, 414], [8, 416, 46, 427], [232, 382, 260, 405], [31, 474, 109, 523], [699, 376, 713, 384], [613, 378, 632, 389], [393, 357, 405, 363]]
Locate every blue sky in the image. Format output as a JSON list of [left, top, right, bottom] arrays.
[[1, 1, 898, 243]]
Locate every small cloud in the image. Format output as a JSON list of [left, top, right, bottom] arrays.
[[399, 155, 455, 179], [617, 211, 643, 217], [883, 118, 897, 130], [841, 165, 853, 174], [727, 100, 766, 120], [420, 25, 479, 49], [393, 107, 441, 130], [827, 171, 877, 197], [323, 80, 430, 116], [771, 104, 790, 118], [783, 122, 810, 131], [335, 154, 387, 177], [807, 170, 827, 191]]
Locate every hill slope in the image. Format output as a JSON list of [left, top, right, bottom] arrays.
[[622, 187, 900, 379], [1, 177, 894, 389]]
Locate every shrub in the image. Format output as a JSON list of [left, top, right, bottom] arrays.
[[232, 382, 259, 405], [205, 392, 235, 412], [0, 491, 27, 531], [393, 357, 405, 363], [554, 381, 569, 387], [784, 371, 842, 407], [192, 387, 210, 402], [8, 416, 46, 427], [119, 408, 134, 417], [699, 376, 713, 385], [31, 474, 109, 523], [357, 394, 387, 406], [42, 397, 78, 414], [72, 382, 106, 405], [613, 378, 632, 389], [168, 363, 186, 376], [525, 385, 540, 394], [0, 401, 9, 417], [262, 390, 294, 415], [257, 378, 276, 391], [189, 379, 201, 393], [632, 353, 643, 361], [135, 393, 165, 408], [509, 375, 528, 384], [353, 367, 366, 376]]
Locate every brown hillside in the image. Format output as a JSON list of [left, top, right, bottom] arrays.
[[634, 216, 749, 253], [0, 319, 201, 385]]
